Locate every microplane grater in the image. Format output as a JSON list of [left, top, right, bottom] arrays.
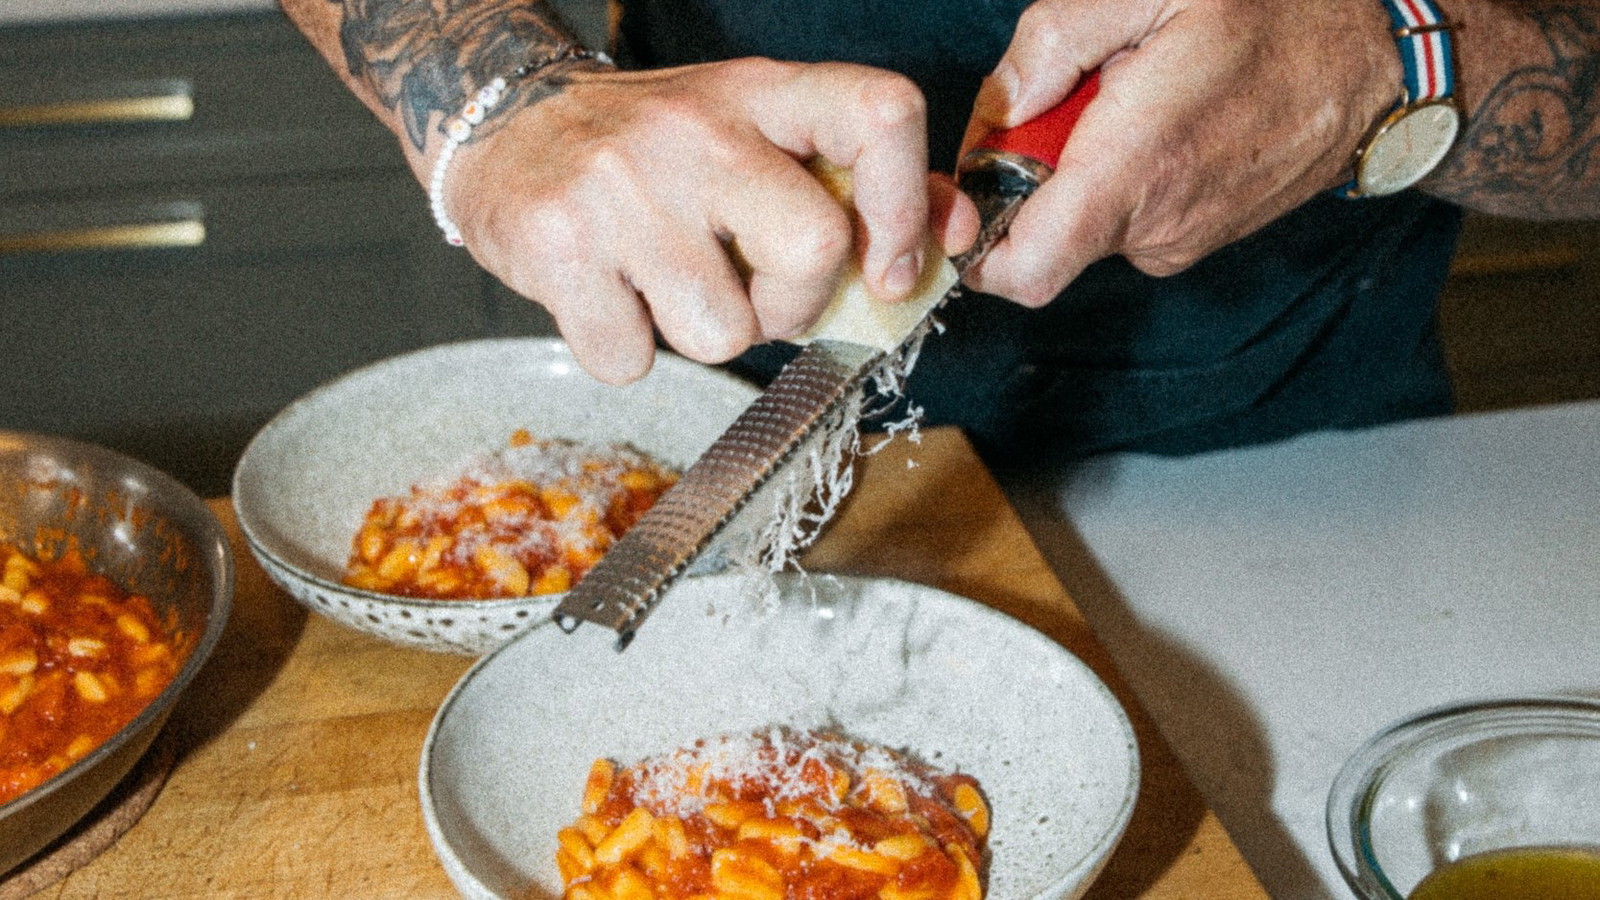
[[552, 73, 1102, 649]]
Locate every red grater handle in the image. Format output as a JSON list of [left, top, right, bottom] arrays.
[[970, 69, 1101, 173]]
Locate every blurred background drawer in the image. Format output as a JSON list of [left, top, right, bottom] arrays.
[[0, 14, 397, 197], [0, 174, 524, 495], [1441, 214, 1600, 413]]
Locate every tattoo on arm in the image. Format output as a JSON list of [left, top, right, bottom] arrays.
[[335, 0, 590, 152], [1433, 6, 1600, 216]]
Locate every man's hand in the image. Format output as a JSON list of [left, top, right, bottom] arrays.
[[957, 0, 1402, 306], [442, 58, 977, 383]]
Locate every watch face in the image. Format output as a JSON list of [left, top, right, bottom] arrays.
[[1357, 101, 1461, 196]]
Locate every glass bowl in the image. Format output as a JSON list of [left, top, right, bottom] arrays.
[[1327, 696, 1600, 899]]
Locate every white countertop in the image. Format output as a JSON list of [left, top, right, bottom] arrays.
[[1001, 400, 1600, 899], [0, 0, 272, 26]]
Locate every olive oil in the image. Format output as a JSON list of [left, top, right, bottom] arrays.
[[1407, 846, 1600, 900]]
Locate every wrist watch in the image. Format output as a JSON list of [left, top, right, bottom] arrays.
[[1342, 0, 1462, 198]]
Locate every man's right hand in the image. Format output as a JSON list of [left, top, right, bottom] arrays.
[[434, 58, 977, 384]]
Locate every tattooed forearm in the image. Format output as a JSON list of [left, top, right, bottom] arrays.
[[1430, 5, 1600, 217], [335, 0, 590, 152]]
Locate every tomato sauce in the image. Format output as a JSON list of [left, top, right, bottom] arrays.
[[0, 545, 181, 805]]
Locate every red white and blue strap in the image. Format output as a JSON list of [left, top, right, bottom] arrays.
[[1384, 0, 1456, 104]]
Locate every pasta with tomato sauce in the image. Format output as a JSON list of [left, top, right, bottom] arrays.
[[557, 728, 989, 900], [0, 544, 183, 805], [343, 430, 677, 600]]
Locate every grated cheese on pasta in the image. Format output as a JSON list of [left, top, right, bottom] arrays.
[[342, 431, 677, 599], [557, 727, 988, 899]]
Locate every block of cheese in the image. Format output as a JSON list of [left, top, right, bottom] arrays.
[[791, 160, 959, 352]]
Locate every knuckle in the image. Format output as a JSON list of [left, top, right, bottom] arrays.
[[652, 275, 760, 364], [506, 196, 587, 261], [628, 91, 702, 135], [756, 311, 808, 342], [1013, 3, 1072, 51], [520, 190, 582, 234], [749, 285, 817, 339], [571, 137, 644, 196], [856, 72, 926, 129], [721, 55, 791, 83], [879, 197, 922, 233]]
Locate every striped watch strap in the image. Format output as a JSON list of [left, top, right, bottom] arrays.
[[1386, 0, 1456, 104]]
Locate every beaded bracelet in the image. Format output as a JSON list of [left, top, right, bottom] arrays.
[[428, 46, 614, 246]]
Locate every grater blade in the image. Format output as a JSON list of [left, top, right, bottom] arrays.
[[550, 338, 880, 648]]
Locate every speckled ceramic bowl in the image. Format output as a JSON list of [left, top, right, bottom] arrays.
[[0, 432, 233, 877], [420, 572, 1140, 899], [231, 338, 758, 655]]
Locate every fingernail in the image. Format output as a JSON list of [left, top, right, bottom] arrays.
[[884, 250, 921, 298]]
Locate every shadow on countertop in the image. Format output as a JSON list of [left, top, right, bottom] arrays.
[[996, 465, 1324, 899]]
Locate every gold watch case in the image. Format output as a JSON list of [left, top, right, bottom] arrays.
[[1351, 97, 1462, 197]]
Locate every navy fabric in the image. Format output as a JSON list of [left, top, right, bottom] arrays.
[[619, 0, 1462, 465]]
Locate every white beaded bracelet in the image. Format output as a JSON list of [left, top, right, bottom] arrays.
[[428, 46, 613, 247]]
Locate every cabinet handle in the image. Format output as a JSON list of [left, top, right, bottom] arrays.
[[1449, 245, 1583, 278], [0, 220, 205, 255], [0, 91, 194, 129]]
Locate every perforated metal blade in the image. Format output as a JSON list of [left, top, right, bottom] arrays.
[[551, 338, 880, 648]]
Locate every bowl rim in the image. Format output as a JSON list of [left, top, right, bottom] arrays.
[[0, 430, 235, 821], [229, 335, 758, 616], [1325, 693, 1600, 900]]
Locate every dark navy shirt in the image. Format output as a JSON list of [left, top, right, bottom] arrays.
[[619, 0, 1461, 465]]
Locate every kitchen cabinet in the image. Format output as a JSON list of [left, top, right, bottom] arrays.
[[1440, 213, 1600, 414], [0, 12, 557, 496]]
